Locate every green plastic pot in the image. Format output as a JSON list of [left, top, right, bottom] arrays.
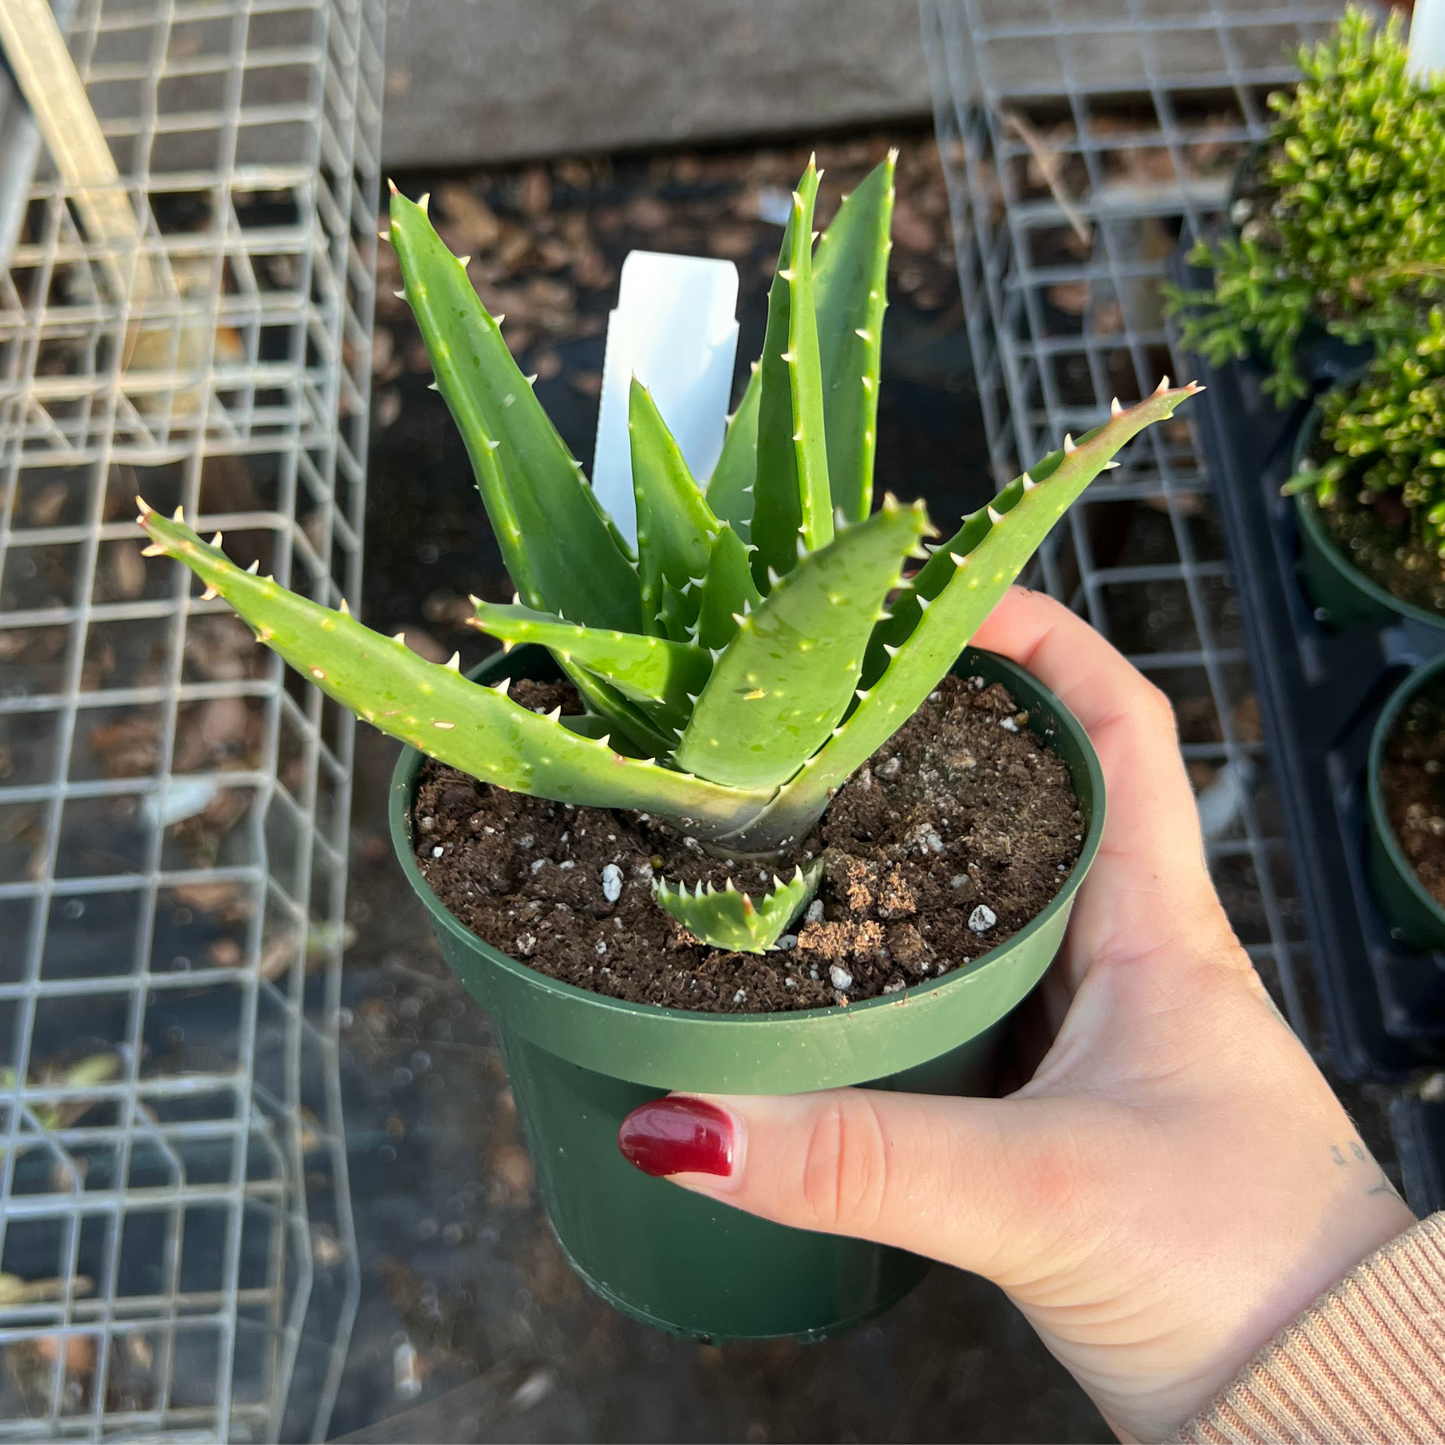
[[389, 644, 1106, 1341], [1368, 654, 1445, 950], [1292, 403, 1445, 634]]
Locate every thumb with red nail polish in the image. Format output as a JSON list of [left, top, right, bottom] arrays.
[[617, 1096, 735, 1178]]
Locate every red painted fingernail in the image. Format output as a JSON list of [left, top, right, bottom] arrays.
[[617, 1097, 735, 1178]]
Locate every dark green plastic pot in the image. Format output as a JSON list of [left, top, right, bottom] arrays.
[[389, 644, 1106, 1341], [1368, 654, 1445, 950], [1292, 404, 1445, 634]]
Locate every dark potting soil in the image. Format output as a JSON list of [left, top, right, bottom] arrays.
[[412, 673, 1085, 1013], [1381, 677, 1445, 908], [1305, 485, 1445, 619]]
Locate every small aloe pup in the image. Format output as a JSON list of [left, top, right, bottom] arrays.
[[137, 155, 1198, 954]]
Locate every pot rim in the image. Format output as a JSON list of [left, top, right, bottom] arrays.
[[1292, 399, 1445, 634], [388, 644, 1106, 1027], [1367, 651, 1445, 936]]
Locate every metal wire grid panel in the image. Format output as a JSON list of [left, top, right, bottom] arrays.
[[919, 0, 1348, 1036], [0, 0, 383, 1436]]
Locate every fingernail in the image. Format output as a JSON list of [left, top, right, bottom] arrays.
[[617, 1097, 734, 1178]]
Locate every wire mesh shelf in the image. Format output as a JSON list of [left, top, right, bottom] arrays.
[[919, 0, 1347, 1040], [0, 0, 384, 1436]]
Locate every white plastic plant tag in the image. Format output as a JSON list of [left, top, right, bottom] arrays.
[[592, 251, 740, 546], [1410, 0, 1445, 81]]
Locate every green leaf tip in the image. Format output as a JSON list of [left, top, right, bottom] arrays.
[[654, 860, 823, 954]]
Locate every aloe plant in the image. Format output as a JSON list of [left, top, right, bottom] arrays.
[[138, 155, 1198, 953]]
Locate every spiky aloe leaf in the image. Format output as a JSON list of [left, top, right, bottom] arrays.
[[672, 496, 930, 790], [721, 382, 1204, 853], [694, 524, 762, 652], [388, 189, 641, 634], [814, 150, 895, 523], [706, 154, 896, 539], [705, 365, 760, 541], [468, 600, 712, 733], [751, 160, 831, 590], [137, 504, 773, 836], [629, 379, 717, 636], [654, 861, 823, 954]]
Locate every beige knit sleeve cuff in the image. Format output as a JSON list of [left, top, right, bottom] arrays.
[[1174, 1212, 1445, 1445]]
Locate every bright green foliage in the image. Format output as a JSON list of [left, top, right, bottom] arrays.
[[1167, 7, 1445, 403], [468, 600, 712, 733], [653, 863, 823, 954], [139, 160, 1194, 954], [1285, 308, 1445, 554], [629, 378, 714, 638], [814, 150, 895, 523], [751, 161, 831, 587], [673, 498, 929, 790], [694, 524, 762, 652]]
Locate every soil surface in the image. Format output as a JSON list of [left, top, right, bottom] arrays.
[[1381, 677, 1445, 907], [412, 674, 1084, 1014], [1309, 486, 1445, 618]]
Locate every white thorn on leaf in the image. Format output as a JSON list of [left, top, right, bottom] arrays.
[[780, 350, 797, 363], [1021, 472, 1038, 491], [854, 327, 872, 341], [492, 678, 512, 696], [855, 687, 871, 701], [1111, 397, 1124, 416], [444, 652, 461, 671], [916, 594, 933, 612], [457, 255, 470, 267], [172, 505, 185, 522], [200, 584, 219, 601], [951, 551, 968, 567], [140, 543, 166, 557], [338, 597, 351, 615], [417, 192, 430, 213], [778, 268, 795, 280], [393, 632, 407, 644], [1063, 434, 1077, 454], [393, 288, 405, 299], [883, 642, 899, 658], [986, 504, 1004, 524], [246, 559, 261, 573], [1103, 460, 1120, 470], [545, 706, 562, 722], [525, 373, 538, 384], [766, 566, 781, 587], [427, 382, 439, 391], [1155, 374, 1170, 394]]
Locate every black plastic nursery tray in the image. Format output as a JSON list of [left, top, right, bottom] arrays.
[[1393, 1094, 1445, 1218], [1168, 251, 1445, 1101]]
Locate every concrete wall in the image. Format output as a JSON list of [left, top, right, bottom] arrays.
[[380, 0, 933, 167]]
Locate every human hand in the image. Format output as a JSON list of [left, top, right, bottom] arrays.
[[617, 586, 1416, 1443]]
